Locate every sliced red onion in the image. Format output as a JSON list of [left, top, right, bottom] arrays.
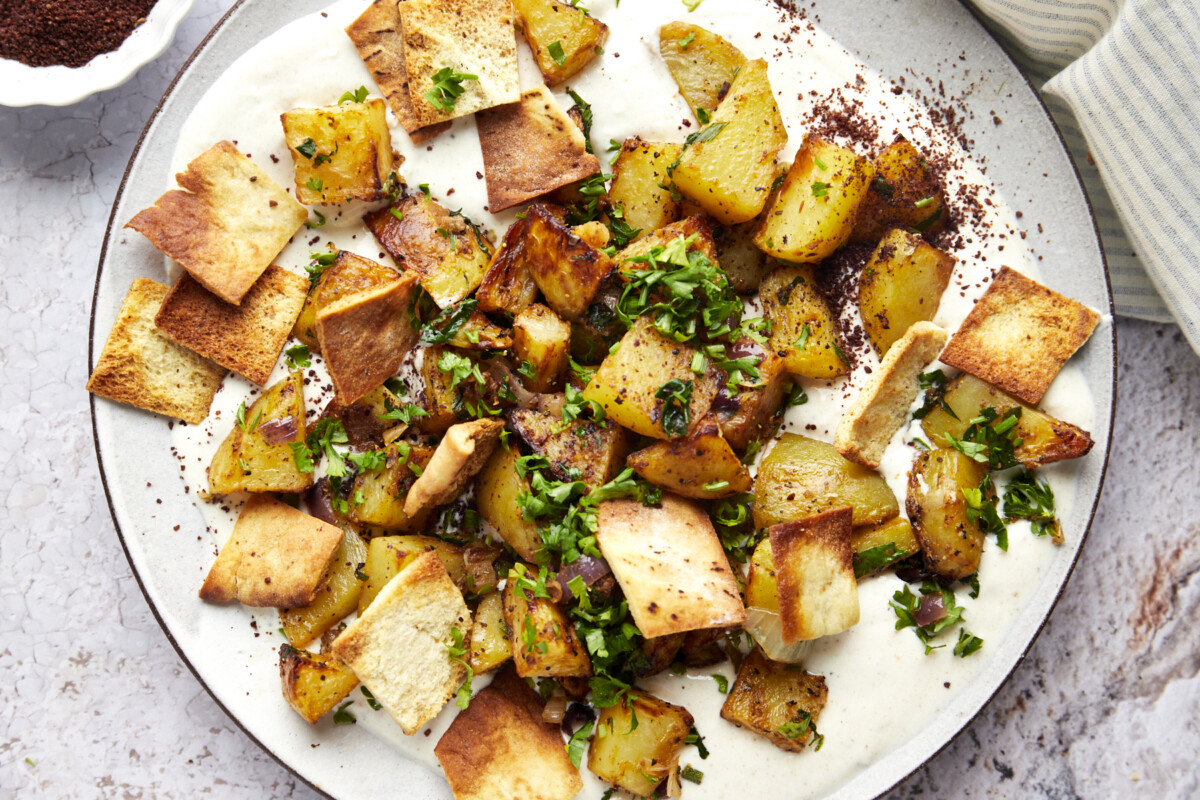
[[710, 386, 741, 415], [560, 702, 595, 736], [914, 593, 947, 627], [303, 479, 338, 526], [258, 414, 300, 445], [556, 555, 611, 602], [728, 339, 766, 361]]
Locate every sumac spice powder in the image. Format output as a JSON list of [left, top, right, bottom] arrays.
[[0, 0, 159, 68]]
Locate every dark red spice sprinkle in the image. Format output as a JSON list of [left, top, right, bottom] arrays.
[[0, 0, 159, 68]]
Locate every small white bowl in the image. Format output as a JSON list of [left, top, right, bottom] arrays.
[[0, 0, 195, 107]]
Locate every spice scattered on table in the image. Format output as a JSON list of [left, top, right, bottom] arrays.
[[0, 0, 159, 69]]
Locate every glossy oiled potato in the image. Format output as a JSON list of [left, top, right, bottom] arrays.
[[279, 644, 359, 724], [721, 648, 828, 753], [907, 449, 988, 580], [468, 590, 512, 674], [512, 0, 608, 85], [503, 566, 592, 678], [509, 406, 631, 489], [513, 303, 571, 392], [761, 264, 848, 380], [281, 99, 394, 204], [475, 445, 544, 562], [588, 691, 694, 797], [357, 534, 468, 615], [347, 443, 435, 531], [859, 229, 955, 355], [753, 433, 899, 528], [607, 138, 683, 237], [658, 21, 747, 116], [280, 529, 368, 646], [850, 137, 946, 244], [522, 204, 615, 320], [626, 414, 751, 498], [851, 516, 919, 578], [209, 371, 311, 495]]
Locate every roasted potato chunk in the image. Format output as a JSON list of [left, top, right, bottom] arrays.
[[636, 634, 685, 679], [608, 138, 683, 238], [582, 316, 720, 439], [356, 534, 468, 615], [859, 229, 955, 355], [513, 303, 571, 392], [509, 406, 632, 488], [413, 345, 481, 435], [713, 219, 772, 294], [503, 566, 592, 677], [447, 311, 513, 351], [319, 383, 402, 449], [588, 691, 694, 797], [476, 444, 545, 562], [364, 193, 491, 307], [721, 648, 828, 753], [513, 0, 608, 85], [468, 590, 512, 674], [617, 214, 717, 265], [850, 137, 946, 244], [280, 529, 369, 647], [477, 217, 539, 315], [209, 371, 311, 495], [712, 349, 789, 450], [761, 264, 849, 380], [851, 516, 919, 578], [673, 59, 787, 224], [907, 449, 988, 580], [279, 644, 359, 724], [921, 374, 1094, 468], [523, 204, 616, 320], [281, 99, 395, 204], [658, 22, 747, 116], [754, 433, 899, 528], [626, 414, 751, 499], [346, 442, 436, 531], [755, 134, 873, 263]]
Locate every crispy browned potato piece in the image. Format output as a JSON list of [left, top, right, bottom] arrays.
[[907, 449, 988, 580], [347, 442, 436, 531], [626, 414, 752, 499], [859, 229, 955, 356], [761, 264, 848, 380], [851, 517, 919, 579], [920, 373, 1094, 468], [588, 691, 694, 797], [522, 204, 616, 320], [279, 644, 359, 724], [850, 137, 947, 244], [477, 217, 539, 315], [509, 406, 632, 488], [721, 648, 828, 753], [754, 433, 899, 528], [281, 100, 396, 204], [711, 349, 789, 450], [503, 565, 592, 677], [658, 21, 747, 116], [513, 303, 571, 392]]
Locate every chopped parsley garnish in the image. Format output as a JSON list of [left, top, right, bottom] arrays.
[[711, 493, 758, 564], [890, 581, 970, 655], [548, 40, 567, 66], [686, 727, 710, 759], [784, 382, 809, 407], [913, 369, 956, 420], [389, 207, 404, 221], [794, 322, 811, 350], [811, 181, 830, 197], [954, 629, 984, 657], [852, 543, 910, 578], [678, 31, 697, 49], [567, 88, 595, 154], [235, 401, 262, 433], [285, 344, 310, 369], [305, 176, 324, 193], [681, 765, 704, 784], [305, 249, 337, 289], [655, 378, 694, 437], [814, 157, 828, 171], [696, 107, 712, 124], [437, 351, 486, 391], [378, 401, 428, 425], [712, 674, 729, 694], [347, 449, 387, 471], [562, 384, 606, 426], [778, 711, 824, 750], [963, 474, 1008, 550], [914, 196, 937, 209], [447, 626, 474, 709], [332, 701, 356, 725], [305, 210, 326, 229], [944, 406, 1023, 470], [871, 176, 894, 198], [360, 686, 382, 710], [338, 85, 369, 104], [1003, 469, 1061, 541], [517, 360, 538, 380], [565, 720, 593, 768], [295, 138, 318, 159], [288, 418, 349, 480], [420, 298, 478, 344], [424, 67, 479, 113], [682, 0, 704, 11]]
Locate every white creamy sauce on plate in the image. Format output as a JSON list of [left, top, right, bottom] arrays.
[[165, 1, 1097, 797]]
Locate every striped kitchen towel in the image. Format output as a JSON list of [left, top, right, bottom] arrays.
[[970, 0, 1200, 353]]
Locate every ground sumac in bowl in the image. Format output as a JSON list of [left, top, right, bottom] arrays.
[[0, 0, 159, 68]]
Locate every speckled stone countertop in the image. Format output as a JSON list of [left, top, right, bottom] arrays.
[[1, 2, 1197, 798]]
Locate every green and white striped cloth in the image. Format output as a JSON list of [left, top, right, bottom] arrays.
[[971, 0, 1200, 352]]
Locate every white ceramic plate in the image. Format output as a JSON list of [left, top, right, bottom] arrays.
[[0, 0, 194, 107], [91, 0, 1116, 797]]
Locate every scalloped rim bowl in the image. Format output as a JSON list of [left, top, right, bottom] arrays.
[[0, 0, 195, 107]]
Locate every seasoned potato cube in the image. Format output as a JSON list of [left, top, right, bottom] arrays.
[[658, 22, 747, 116], [755, 134, 873, 263], [477, 217, 539, 315], [582, 316, 720, 439], [859, 229, 955, 355], [280, 529, 369, 647], [713, 220, 772, 294], [523, 204, 616, 320], [851, 516, 919, 578], [513, 303, 571, 392], [588, 691, 694, 797], [282, 100, 395, 205], [720, 648, 828, 753], [754, 433, 899, 528], [907, 449, 988, 580], [347, 442, 436, 531], [921, 373, 1094, 468], [469, 591, 512, 674], [617, 214, 717, 265], [364, 194, 492, 307], [279, 644, 359, 724], [679, 627, 729, 668], [769, 508, 858, 642], [513, 0, 608, 85], [503, 566, 592, 677], [742, 537, 790, 662], [319, 384, 403, 449], [712, 349, 789, 450], [447, 311, 513, 351], [608, 139, 683, 238], [850, 137, 947, 244], [673, 59, 787, 224], [626, 414, 751, 499], [509, 406, 632, 488], [761, 264, 848, 380], [356, 534, 467, 615], [636, 634, 685, 679], [209, 371, 311, 495], [476, 444, 545, 562], [413, 345, 481, 435]]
